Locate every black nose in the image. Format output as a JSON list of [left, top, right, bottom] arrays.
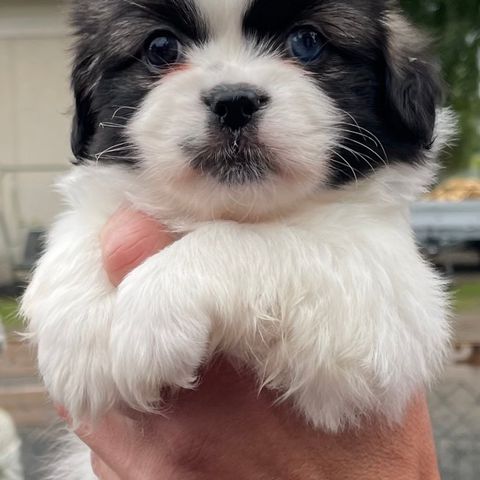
[[203, 84, 269, 131]]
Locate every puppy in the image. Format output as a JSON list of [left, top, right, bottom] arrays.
[[22, 0, 454, 477]]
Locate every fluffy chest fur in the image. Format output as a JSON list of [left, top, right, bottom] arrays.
[[23, 158, 450, 433]]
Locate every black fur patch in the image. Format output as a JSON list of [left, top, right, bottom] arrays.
[[244, 0, 443, 185], [70, 0, 207, 164], [188, 140, 276, 185]]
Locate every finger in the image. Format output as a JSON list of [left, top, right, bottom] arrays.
[[91, 452, 122, 480], [78, 411, 171, 479], [76, 410, 134, 458], [101, 208, 174, 287], [55, 404, 71, 423]]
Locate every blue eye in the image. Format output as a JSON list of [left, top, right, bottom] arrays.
[[287, 28, 325, 64], [145, 32, 182, 68]]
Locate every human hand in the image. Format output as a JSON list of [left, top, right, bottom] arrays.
[[74, 208, 440, 480]]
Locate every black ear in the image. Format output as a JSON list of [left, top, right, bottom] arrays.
[[384, 13, 442, 149], [70, 58, 98, 164]]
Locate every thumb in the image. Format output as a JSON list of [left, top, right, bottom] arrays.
[[101, 208, 174, 287]]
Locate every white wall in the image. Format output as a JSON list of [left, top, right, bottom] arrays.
[[0, 0, 72, 284]]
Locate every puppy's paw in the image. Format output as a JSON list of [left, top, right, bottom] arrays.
[[24, 294, 118, 424], [45, 352, 117, 425], [34, 317, 118, 425], [110, 256, 212, 410]]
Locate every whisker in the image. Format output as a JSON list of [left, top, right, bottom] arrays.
[[111, 106, 139, 120], [112, 105, 139, 121], [110, 115, 131, 122], [334, 109, 388, 158], [329, 150, 359, 185], [112, 105, 139, 111], [338, 110, 369, 144], [333, 127, 380, 148], [335, 122, 389, 163], [99, 122, 126, 130], [343, 136, 388, 168], [92, 156, 140, 163], [336, 144, 376, 175], [94, 141, 134, 162]]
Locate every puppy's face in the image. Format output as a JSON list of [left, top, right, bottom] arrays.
[[71, 0, 442, 219]]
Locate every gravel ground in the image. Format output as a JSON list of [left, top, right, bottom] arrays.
[[429, 364, 480, 480]]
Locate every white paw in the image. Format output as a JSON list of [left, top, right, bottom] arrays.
[[25, 290, 118, 424], [110, 256, 212, 410], [37, 323, 117, 423]]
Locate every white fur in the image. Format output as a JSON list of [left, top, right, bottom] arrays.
[[22, 1, 454, 476], [22, 138, 453, 480], [23, 156, 451, 429], [121, 0, 341, 224], [23, 157, 452, 479], [129, 48, 340, 223], [39, 433, 95, 480]]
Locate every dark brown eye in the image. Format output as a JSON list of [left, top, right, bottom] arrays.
[[145, 32, 182, 68]]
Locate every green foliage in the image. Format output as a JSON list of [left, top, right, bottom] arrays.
[[453, 281, 480, 313], [401, 0, 480, 173], [0, 298, 21, 331]]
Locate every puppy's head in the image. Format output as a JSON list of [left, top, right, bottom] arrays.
[[70, 0, 445, 219]]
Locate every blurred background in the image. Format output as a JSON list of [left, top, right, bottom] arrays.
[[0, 0, 478, 478]]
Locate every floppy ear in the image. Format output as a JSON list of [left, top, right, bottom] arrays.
[[70, 57, 98, 164], [383, 12, 442, 149]]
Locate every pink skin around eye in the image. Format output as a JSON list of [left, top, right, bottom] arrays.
[[169, 63, 191, 73], [100, 208, 174, 287]]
